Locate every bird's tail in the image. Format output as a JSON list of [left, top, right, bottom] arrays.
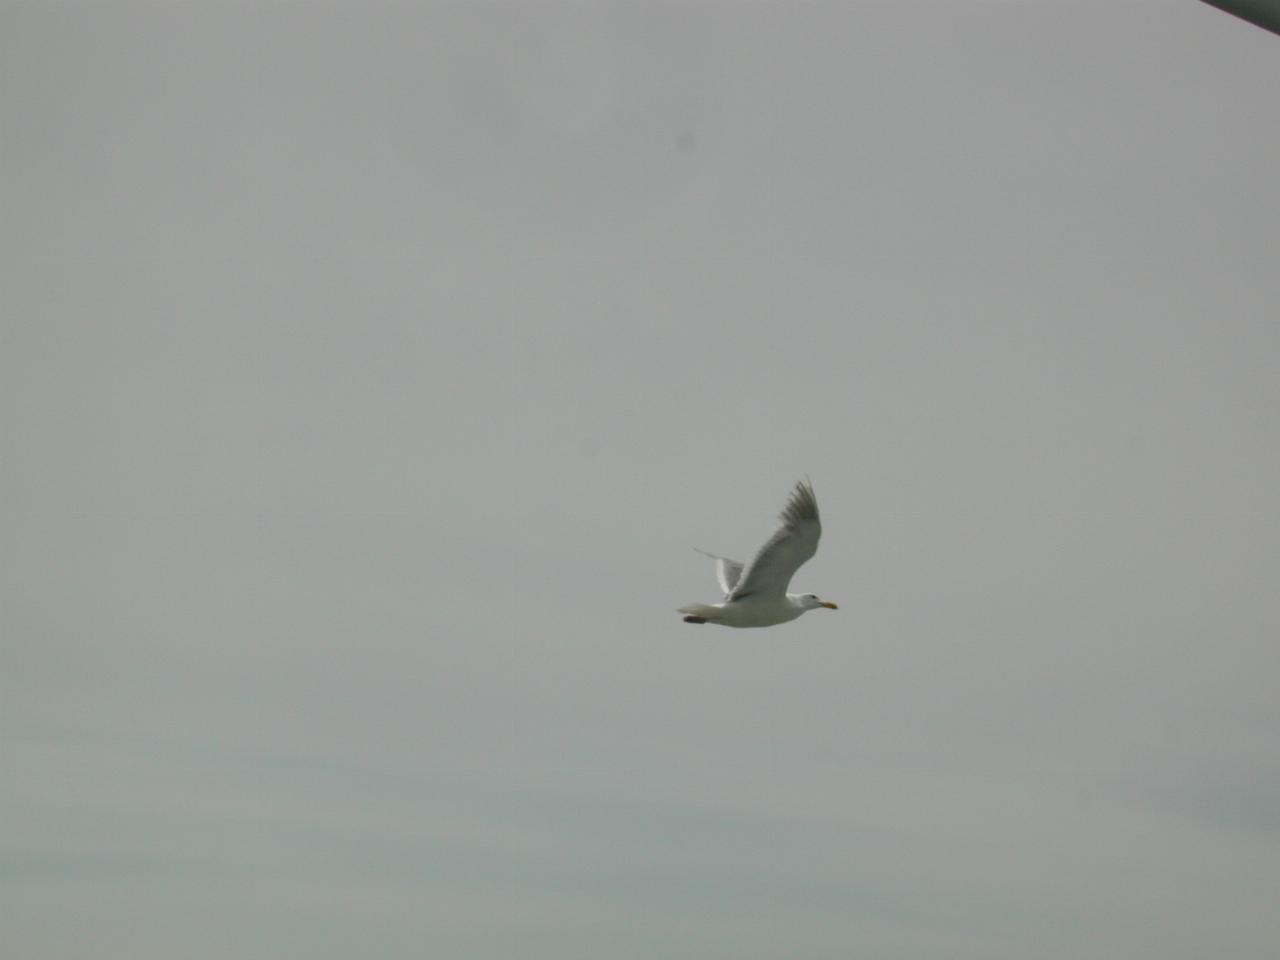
[[677, 603, 720, 619]]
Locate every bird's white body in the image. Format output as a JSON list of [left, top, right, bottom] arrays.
[[677, 594, 826, 628], [678, 479, 837, 629]]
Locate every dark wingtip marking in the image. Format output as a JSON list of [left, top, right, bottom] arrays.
[[780, 478, 819, 525]]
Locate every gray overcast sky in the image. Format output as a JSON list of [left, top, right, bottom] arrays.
[[4, 2, 1279, 958]]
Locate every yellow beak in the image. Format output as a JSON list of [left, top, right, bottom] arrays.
[[820, 601, 839, 610]]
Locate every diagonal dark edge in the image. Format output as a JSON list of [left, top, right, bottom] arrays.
[[1199, 0, 1280, 36]]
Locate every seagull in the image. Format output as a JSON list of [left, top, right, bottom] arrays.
[[678, 478, 838, 628]]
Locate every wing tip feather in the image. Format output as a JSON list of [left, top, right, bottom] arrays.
[[780, 476, 819, 525]]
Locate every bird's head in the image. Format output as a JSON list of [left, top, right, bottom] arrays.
[[798, 593, 839, 611]]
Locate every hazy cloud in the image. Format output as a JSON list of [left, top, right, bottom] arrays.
[[5, 2, 1279, 958]]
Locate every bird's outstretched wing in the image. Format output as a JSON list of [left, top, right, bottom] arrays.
[[726, 479, 822, 601], [694, 549, 744, 597]]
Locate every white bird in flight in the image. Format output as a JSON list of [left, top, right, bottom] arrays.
[[678, 478, 838, 628]]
